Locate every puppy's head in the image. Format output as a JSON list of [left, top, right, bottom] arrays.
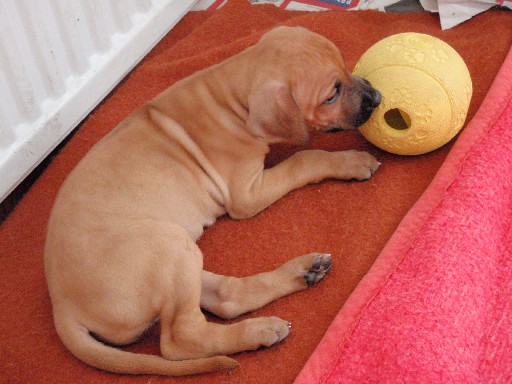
[[247, 27, 381, 144]]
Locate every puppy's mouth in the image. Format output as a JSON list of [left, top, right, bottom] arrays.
[[318, 123, 354, 133], [320, 121, 364, 133], [324, 126, 344, 133]]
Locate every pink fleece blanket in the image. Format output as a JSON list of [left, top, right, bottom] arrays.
[[295, 46, 512, 383]]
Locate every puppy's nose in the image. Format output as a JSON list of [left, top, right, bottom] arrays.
[[353, 84, 382, 128], [363, 88, 381, 111], [359, 78, 381, 110], [370, 89, 382, 108]]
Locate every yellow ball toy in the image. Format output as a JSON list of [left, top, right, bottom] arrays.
[[353, 32, 472, 156]]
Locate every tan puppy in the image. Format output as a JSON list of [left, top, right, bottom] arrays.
[[45, 26, 381, 376]]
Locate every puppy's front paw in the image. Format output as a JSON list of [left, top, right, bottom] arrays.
[[334, 150, 380, 181]]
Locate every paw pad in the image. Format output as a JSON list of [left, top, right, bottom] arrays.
[[304, 254, 332, 287]]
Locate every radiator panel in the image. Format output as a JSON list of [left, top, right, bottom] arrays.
[[0, 0, 197, 202]]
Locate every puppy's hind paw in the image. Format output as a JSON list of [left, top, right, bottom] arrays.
[[304, 253, 332, 287]]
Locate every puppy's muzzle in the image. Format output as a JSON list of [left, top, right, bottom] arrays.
[[353, 79, 381, 128]]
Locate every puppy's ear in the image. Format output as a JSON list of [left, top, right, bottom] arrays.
[[247, 81, 309, 145]]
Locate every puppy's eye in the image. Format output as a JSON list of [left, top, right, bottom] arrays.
[[323, 81, 342, 105], [324, 94, 338, 105]]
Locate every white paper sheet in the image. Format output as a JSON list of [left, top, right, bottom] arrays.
[[193, 0, 511, 30], [421, 0, 511, 29]]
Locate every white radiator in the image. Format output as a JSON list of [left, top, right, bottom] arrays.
[[0, 0, 197, 202]]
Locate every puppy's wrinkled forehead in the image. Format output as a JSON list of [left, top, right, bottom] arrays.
[[257, 26, 345, 70]]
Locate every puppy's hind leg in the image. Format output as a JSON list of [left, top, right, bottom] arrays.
[[159, 239, 292, 361], [161, 305, 291, 361], [200, 253, 332, 319]]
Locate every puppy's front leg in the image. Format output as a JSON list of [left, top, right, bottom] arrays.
[[228, 149, 380, 219]]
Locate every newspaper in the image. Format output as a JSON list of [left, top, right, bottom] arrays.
[[192, 0, 406, 12], [420, 0, 512, 29], [192, 0, 512, 30]]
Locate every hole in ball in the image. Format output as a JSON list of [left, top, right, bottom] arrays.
[[384, 109, 411, 131]]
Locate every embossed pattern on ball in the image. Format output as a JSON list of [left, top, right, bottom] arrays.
[[353, 32, 472, 156]]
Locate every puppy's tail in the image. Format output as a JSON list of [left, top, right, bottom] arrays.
[[54, 316, 239, 376]]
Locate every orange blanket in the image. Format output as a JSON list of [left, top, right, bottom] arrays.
[[1, 1, 511, 383]]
